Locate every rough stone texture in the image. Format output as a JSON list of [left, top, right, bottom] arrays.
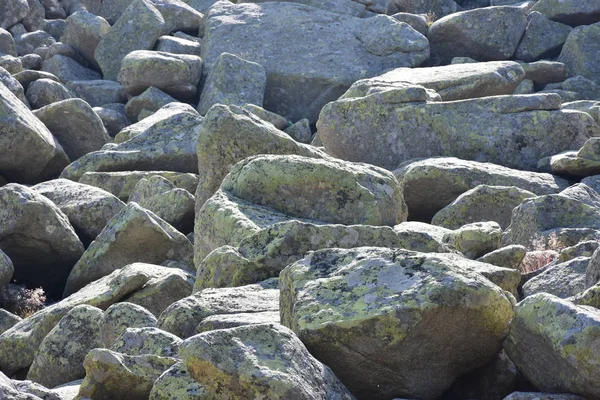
[[514, 11, 572, 62], [195, 104, 326, 208], [280, 247, 515, 400], [101, 302, 157, 347], [61, 103, 203, 181], [0, 82, 69, 183], [32, 179, 125, 244], [443, 221, 503, 259], [392, 0, 459, 18], [0, 309, 20, 336], [118, 50, 202, 101], [432, 185, 536, 229], [0, 371, 43, 400], [0, 28, 16, 56], [195, 311, 280, 333], [0, 263, 179, 374], [0, 184, 84, 298], [13, 70, 60, 90], [63, 203, 193, 296], [112, 327, 181, 357], [60, 10, 110, 70], [155, 35, 202, 56], [428, 6, 528, 63], [124, 87, 178, 122], [221, 155, 407, 226], [0, 0, 29, 30], [395, 157, 569, 221], [477, 245, 527, 270], [559, 240, 599, 263], [522, 257, 588, 299], [202, 1, 429, 123], [503, 393, 587, 400], [149, 362, 208, 400], [318, 91, 599, 172], [94, 104, 130, 137], [530, 0, 600, 26], [67, 80, 127, 107], [346, 61, 525, 102], [94, 0, 165, 81], [158, 280, 279, 339], [33, 98, 111, 160], [505, 293, 600, 398], [558, 23, 600, 85], [41, 54, 101, 82], [180, 323, 354, 399], [27, 305, 103, 388], [0, 248, 14, 288], [26, 78, 73, 109], [0, 66, 28, 105], [78, 349, 178, 400], [585, 246, 600, 288], [197, 52, 266, 115], [284, 118, 312, 143]]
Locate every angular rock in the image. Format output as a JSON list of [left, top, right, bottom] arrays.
[[318, 91, 599, 171], [514, 11, 572, 62], [477, 245, 527, 270], [0, 248, 14, 288], [558, 23, 600, 85], [428, 6, 528, 63], [27, 304, 103, 388], [41, 54, 101, 82], [94, 104, 130, 137], [149, 362, 207, 400], [197, 52, 266, 115], [33, 98, 111, 160], [0, 66, 28, 105], [149, 0, 204, 35], [118, 50, 202, 101], [284, 118, 312, 143], [66, 80, 127, 107], [94, 0, 165, 81], [26, 78, 73, 109], [112, 327, 181, 357], [195, 311, 280, 333], [559, 240, 599, 262], [522, 256, 588, 298], [0, 28, 16, 56], [60, 10, 110, 69], [0, 184, 84, 298], [280, 247, 515, 400], [32, 179, 125, 244], [530, 0, 600, 26], [0, 82, 69, 183], [180, 323, 354, 399], [505, 293, 600, 398], [154, 35, 202, 56], [63, 204, 193, 296], [202, 1, 429, 122], [443, 221, 503, 259], [100, 302, 157, 347], [124, 86, 178, 122]]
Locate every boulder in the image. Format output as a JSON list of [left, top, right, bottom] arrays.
[[442, 221, 503, 259], [558, 23, 600, 85], [0, 66, 28, 105], [521, 256, 588, 298], [60, 10, 110, 69], [280, 247, 515, 399], [149, 362, 207, 400], [504, 393, 586, 400], [41, 54, 101, 82], [154, 35, 202, 56], [530, 0, 600, 26], [100, 302, 157, 347], [202, 1, 429, 122], [195, 311, 280, 333], [94, 104, 130, 137], [26, 78, 73, 109], [112, 327, 181, 357], [0, 0, 29, 30], [67, 80, 127, 107], [124, 86, 178, 122], [179, 323, 354, 399], [477, 245, 527, 270], [63, 204, 193, 296], [514, 11, 572, 62], [0, 249, 14, 288], [522, 61, 569, 87], [0, 184, 84, 298]]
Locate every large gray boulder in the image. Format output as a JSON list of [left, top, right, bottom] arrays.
[[0, 0, 29, 29], [280, 247, 515, 399], [202, 1, 429, 122], [100, 302, 157, 347], [558, 23, 600, 85], [26, 78, 73, 109], [317, 89, 599, 171], [514, 11, 572, 62], [530, 0, 600, 26], [521, 256, 589, 298], [0, 249, 13, 288], [60, 10, 110, 70], [0, 82, 69, 183], [0, 184, 84, 298]]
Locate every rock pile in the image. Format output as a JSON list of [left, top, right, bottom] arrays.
[[0, 0, 599, 399]]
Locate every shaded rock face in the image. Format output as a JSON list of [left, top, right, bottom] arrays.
[[202, 1, 429, 122]]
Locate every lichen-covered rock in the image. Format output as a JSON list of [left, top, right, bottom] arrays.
[[428, 6, 527, 63], [559, 240, 599, 263], [195, 311, 280, 333], [158, 280, 279, 338], [0, 184, 84, 298], [179, 323, 354, 399], [0, 309, 20, 336], [41, 54, 101, 82], [477, 245, 527, 270], [558, 23, 600, 86], [63, 204, 193, 296], [0, 82, 69, 183], [432, 185, 535, 229], [0, 66, 27, 106], [60, 10, 110, 70], [77, 349, 178, 400], [0, 371, 44, 400], [221, 155, 407, 226], [522, 256, 589, 298], [442, 221, 503, 259], [395, 157, 569, 221], [60, 103, 203, 181], [530, 0, 600, 26], [284, 118, 312, 143], [202, 1, 429, 122], [118, 50, 202, 101], [197, 52, 266, 115], [33, 98, 111, 161], [112, 327, 181, 357], [280, 247, 515, 400], [117, 102, 195, 143], [100, 302, 157, 347], [155, 35, 201, 56], [585, 246, 600, 288], [67, 80, 127, 108], [522, 61, 569, 87], [504, 293, 600, 398], [0, 248, 13, 288], [318, 91, 599, 172], [94, 0, 165, 81], [27, 304, 103, 388], [514, 11, 572, 62], [26, 78, 73, 109], [149, 362, 207, 400], [124, 86, 178, 122]]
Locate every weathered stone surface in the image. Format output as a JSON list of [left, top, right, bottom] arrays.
[[158, 280, 279, 338], [392, 0, 458, 18], [60, 10, 110, 69], [195, 104, 326, 207], [154, 35, 202, 56], [112, 327, 181, 357], [26, 78, 73, 109], [94, 0, 165, 81], [0, 66, 28, 105], [0, 309, 20, 336], [530, 0, 600, 26], [202, 1, 429, 122], [118, 50, 202, 101], [33, 98, 111, 160], [0, 0, 29, 30], [505, 293, 600, 398], [284, 118, 312, 143], [0, 248, 14, 288], [27, 305, 103, 388], [41, 54, 101, 82], [149, 362, 207, 400], [395, 157, 569, 221], [0, 184, 84, 298], [280, 247, 515, 400], [197, 52, 266, 115], [78, 349, 177, 400], [0, 371, 43, 400], [195, 311, 280, 333], [558, 23, 600, 85], [221, 155, 407, 226], [180, 323, 354, 399], [559, 240, 599, 263], [522, 256, 588, 299], [61, 103, 203, 181], [347, 61, 525, 102], [124, 86, 178, 122], [94, 104, 130, 137], [63, 204, 193, 296], [503, 393, 586, 400], [443, 221, 503, 259], [428, 6, 528, 63], [67, 80, 127, 108], [477, 245, 527, 270], [100, 302, 157, 347], [318, 91, 599, 172], [13, 70, 60, 91], [32, 179, 125, 243], [514, 11, 572, 62], [0, 82, 69, 183], [432, 185, 535, 229], [0, 28, 16, 56]]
